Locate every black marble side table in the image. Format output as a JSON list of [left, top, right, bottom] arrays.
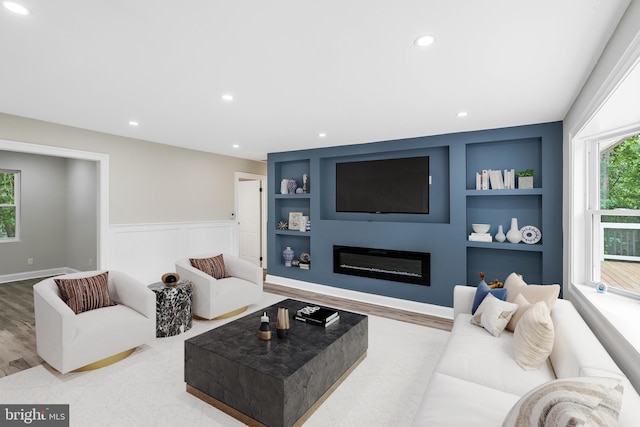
[[148, 280, 193, 337]]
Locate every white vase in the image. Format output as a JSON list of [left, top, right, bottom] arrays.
[[495, 225, 506, 242], [280, 179, 289, 194], [506, 218, 522, 243]]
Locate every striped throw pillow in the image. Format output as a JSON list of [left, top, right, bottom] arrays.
[[513, 301, 554, 370], [55, 271, 115, 314], [190, 254, 230, 279]]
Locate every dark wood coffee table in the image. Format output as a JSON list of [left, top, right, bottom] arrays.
[[184, 298, 368, 427]]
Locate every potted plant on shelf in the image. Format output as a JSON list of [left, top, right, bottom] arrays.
[[516, 169, 534, 189]]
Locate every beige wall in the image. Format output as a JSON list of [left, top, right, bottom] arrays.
[[0, 113, 266, 224]]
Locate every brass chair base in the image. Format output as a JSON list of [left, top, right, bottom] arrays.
[[72, 348, 136, 372], [194, 306, 249, 321]]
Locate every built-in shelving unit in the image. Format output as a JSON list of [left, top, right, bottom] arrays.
[[271, 159, 311, 274], [267, 122, 563, 307], [464, 136, 555, 285]]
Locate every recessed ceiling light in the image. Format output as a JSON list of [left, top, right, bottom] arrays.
[[318, 133, 327, 138], [456, 111, 468, 118], [3, 1, 29, 15], [222, 94, 234, 101], [129, 120, 139, 126], [414, 35, 436, 47], [232, 144, 239, 148]]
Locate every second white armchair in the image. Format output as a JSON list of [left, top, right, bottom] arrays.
[[175, 253, 263, 319]]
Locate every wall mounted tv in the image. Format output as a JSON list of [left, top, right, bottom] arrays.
[[336, 156, 429, 214]]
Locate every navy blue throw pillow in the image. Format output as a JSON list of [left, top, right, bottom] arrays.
[[471, 280, 507, 314]]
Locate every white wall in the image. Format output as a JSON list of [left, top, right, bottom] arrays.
[[109, 221, 237, 284]]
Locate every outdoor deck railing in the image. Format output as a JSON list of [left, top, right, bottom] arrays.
[[601, 222, 640, 261]]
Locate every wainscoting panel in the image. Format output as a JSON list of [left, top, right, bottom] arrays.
[[108, 221, 237, 284], [182, 223, 236, 257]]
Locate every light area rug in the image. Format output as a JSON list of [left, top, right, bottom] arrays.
[[0, 293, 449, 427]]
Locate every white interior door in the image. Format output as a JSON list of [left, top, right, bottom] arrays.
[[238, 180, 262, 266]]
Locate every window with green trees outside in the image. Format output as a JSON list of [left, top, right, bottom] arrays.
[[0, 170, 19, 240], [597, 133, 640, 294]]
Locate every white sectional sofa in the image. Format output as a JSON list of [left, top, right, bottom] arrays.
[[413, 284, 640, 426]]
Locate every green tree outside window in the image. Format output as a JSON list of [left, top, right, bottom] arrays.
[[600, 134, 640, 212], [0, 171, 17, 238], [600, 134, 640, 259]]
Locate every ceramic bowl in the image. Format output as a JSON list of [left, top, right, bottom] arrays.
[[472, 223, 490, 234]]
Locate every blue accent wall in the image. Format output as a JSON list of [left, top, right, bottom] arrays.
[[268, 121, 563, 308]]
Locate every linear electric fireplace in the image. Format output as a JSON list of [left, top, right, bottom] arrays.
[[333, 245, 430, 286]]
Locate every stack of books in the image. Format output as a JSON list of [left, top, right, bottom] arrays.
[[295, 306, 340, 327], [475, 169, 516, 190], [469, 233, 492, 242]]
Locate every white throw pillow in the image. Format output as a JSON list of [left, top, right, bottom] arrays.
[[504, 272, 560, 309], [506, 293, 532, 332], [513, 301, 554, 370], [502, 376, 624, 427], [470, 293, 519, 337]]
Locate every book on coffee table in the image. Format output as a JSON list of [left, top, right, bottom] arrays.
[[295, 314, 340, 327], [295, 306, 339, 326]]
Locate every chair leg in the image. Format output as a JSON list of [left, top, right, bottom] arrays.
[[71, 348, 136, 372], [194, 306, 249, 320], [213, 306, 249, 320]]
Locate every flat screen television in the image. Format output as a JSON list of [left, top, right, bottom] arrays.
[[336, 156, 429, 214]]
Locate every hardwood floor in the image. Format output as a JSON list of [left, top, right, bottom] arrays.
[[601, 260, 640, 292], [0, 277, 44, 378], [263, 282, 453, 331], [0, 275, 452, 378]]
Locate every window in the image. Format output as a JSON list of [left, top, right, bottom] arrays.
[[589, 134, 640, 294], [0, 170, 19, 241]]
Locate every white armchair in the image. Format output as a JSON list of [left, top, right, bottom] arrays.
[[33, 270, 156, 374], [175, 253, 263, 320]]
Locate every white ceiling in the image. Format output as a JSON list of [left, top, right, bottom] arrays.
[[0, 1, 631, 161]]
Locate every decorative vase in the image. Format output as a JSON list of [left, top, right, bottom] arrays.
[[506, 218, 522, 243], [287, 179, 298, 194], [299, 216, 308, 232], [495, 225, 506, 242], [282, 246, 295, 267], [276, 307, 290, 338], [280, 179, 289, 194]]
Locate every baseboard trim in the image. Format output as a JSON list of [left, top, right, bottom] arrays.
[[265, 275, 454, 330], [0, 267, 79, 284]]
